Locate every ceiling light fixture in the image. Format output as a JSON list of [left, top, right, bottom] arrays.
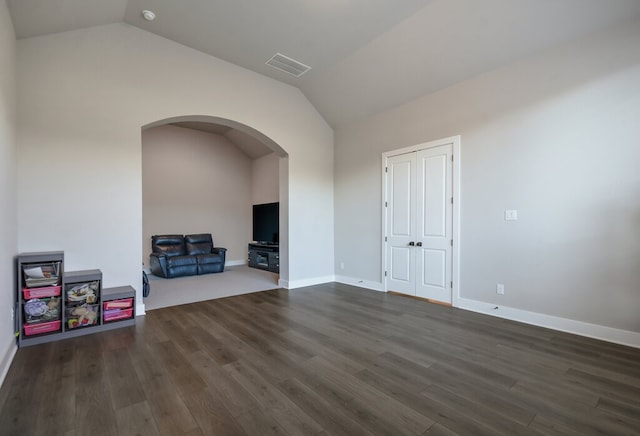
[[142, 10, 156, 21]]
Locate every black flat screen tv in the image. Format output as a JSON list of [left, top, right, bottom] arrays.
[[252, 202, 279, 245]]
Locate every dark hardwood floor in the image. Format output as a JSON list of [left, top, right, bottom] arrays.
[[1, 283, 639, 435]]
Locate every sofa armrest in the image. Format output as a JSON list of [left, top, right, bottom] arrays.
[[150, 252, 168, 278], [212, 247, 227, 263]]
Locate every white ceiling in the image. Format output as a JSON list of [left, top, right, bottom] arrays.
[[170, 122, 274, 160], [7, 0, 640, 131]]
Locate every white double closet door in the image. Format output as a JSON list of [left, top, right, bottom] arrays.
[[385, 143, 453, 304]]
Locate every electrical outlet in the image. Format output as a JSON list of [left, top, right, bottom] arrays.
[[504, 210, 518, 221], [340, 262, 345, 270], [496, 283, 505, 295], [10, 307, 14, 321]]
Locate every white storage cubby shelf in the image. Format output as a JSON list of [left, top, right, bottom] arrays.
[[16, 251, 135, 347]]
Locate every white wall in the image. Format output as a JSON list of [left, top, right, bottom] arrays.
[[0, 1, 17, 384], [335, 18, 640, 336], [16, 23, 334, 314], [142, 125, 252, 265], [251, 153, 279, 205]]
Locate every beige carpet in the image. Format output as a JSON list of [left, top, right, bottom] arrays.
[[143, 265, 280, 311]]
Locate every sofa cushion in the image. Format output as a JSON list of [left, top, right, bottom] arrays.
[[196, 253, 222, 265], [167, 255, 197, 267], [185, 233, 213, 255], [197, 262, 224, 275], [152, 234, 186, 257]]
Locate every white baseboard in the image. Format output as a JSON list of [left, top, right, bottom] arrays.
[[0, 338, 18, 389], [457, 297, 640, 349], [280, 275, 335, 289], [226, 259, 246, 267], [335, 275, 384, 292], [279, 275, 384, 292]]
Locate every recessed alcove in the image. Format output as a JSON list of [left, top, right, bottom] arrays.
[[141, 116, 289, 307]]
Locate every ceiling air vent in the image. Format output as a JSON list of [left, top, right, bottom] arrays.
[[266, 53, 311, 77]]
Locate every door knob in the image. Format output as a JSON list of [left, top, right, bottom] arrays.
[[416, 242, 423, 247], [408, 241, 415, 246]]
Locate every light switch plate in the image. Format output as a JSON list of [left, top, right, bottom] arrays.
[[504, 210, 518, 221]]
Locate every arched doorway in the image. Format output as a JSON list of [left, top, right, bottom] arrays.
[[141, 116, 289, 308]]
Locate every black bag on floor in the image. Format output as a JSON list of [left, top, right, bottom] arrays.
[[142, 271, 150, 298]]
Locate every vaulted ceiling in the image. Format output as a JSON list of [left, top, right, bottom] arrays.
[[7, 0, 640, 130]]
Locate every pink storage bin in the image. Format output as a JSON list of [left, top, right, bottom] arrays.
[[103, 298, 133, 310], [103, 308, 133, 322], [24, 320, 61, 336], [23, 285, 61, 299]]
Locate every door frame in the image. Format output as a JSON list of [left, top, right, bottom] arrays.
[[381, 135, 461, 307]]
